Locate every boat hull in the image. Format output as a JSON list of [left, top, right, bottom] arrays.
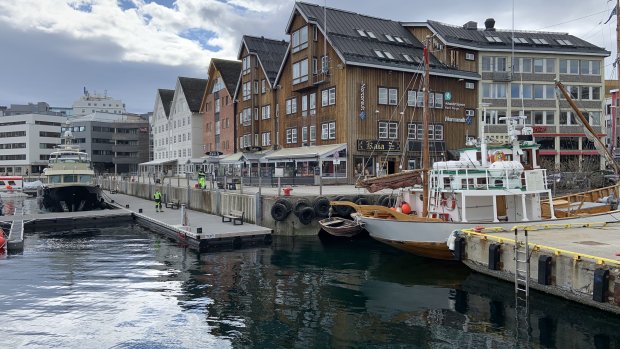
[[357, 210, 620, 260], [42, 185, 104, 212]]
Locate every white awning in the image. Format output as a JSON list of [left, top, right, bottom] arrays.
[[261, 144, 347, 163], [139, 159, 177, 166], [220, 152, 244, 164]]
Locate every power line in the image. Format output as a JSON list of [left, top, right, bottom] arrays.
[[536, 9, 609, 30]]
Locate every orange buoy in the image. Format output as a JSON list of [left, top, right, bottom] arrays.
[[473, 226, 485, 232], [5, 185, 12, 190], [0, 230, 6, 250], [401, 203, 412, 214]]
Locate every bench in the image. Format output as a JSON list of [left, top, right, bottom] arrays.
[[222, 209, 244, 225], [165, 200, 180, 209]]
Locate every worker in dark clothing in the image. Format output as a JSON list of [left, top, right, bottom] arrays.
[[154, 189, 162, 212]]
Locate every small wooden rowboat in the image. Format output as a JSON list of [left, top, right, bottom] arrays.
[[318, 217, 364, 238]]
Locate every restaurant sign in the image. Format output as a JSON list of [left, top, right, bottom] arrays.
[[359, 82, 366, 120], [357, 140, 401, 152]]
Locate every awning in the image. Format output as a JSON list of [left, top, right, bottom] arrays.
[[261, 144, 347, 163], [139, 159, 177, 166], [220, 152, 244, 164], [220, 150, 272, 164], [186, 158, 207, 164]]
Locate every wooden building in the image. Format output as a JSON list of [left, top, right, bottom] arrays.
[[266, 2, 479, 182]]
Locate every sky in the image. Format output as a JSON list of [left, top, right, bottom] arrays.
[[0, 0, 617, 113]]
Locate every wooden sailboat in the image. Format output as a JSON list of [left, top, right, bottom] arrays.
[[337, 38, 620, 260]]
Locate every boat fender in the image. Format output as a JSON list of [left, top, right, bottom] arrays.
[[312, 197, 330, 218], [294, 199, 311, 217], [401, 202, 412, 214], [334, 197, 352, 216], [271, 202, 290, 221], [275, 198, 293, 211], [446, 230, 459, 251], [377, 195, 389, 207], [354, 197, 370, 206], [298, 207, 315, 225]]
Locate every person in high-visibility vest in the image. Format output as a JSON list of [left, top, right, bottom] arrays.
[[153, 189, 162, 212], [197, 169, 206, 189]]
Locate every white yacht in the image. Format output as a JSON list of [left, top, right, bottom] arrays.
[[42, 130, 104, 212]]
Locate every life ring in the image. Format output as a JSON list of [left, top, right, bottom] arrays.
[[493, 151, 506, 162], [440, 193, 457, 211]]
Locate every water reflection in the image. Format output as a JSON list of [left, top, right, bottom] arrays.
[[0, 226, 619, 348]]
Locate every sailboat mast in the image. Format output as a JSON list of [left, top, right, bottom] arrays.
[[422, 38, 431, 218], [555, 80, 620, 174], [616, 0, 619, 159]]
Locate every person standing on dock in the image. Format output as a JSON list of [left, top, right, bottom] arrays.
[[197, 169, 206, 189], [154, 189, 162, 212]]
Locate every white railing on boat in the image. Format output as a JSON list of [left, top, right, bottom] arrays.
[[431, 168, 548, 192]]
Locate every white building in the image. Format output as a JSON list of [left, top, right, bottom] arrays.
[[0, 114, 65, 175], [144, 77, 207, 175], [72, 89, 125, 117]]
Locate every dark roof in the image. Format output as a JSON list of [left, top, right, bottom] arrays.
[[293, 2, 478, 79], [158, 89, 174, 116], [241, 35, 289, 85], [212, 58, 242, 95], [417, 20, 609, 56], [178, 77, 208, 112]]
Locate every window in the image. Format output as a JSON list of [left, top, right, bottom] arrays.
[[560, 111, 578, 125], [532, 111, 555, 125], [302, 126, 308, 143], [512, 37, 528, 44], [385, 34, 395, 42], [383, 51, 395, 59], [407, 90, 416, 106], [465, 82, 475, 89], [310, 126, 316, 142], [312, 58, 318, 75], [286, 98, 297, 115], [321, 55, 329, 73], [309, 93, 317, 115], [434, 93, 444, 108], [301, 95, 308, 116], [465, 52, 475, 60], [321, 122, 336, 140], [394, 36, 404, 43], [560, 59, 579, 74], [292, 59, 309, 84], [286, 128, 298, 144], [532, 38, 549, 45], [262, 132, 271, 146], [484, 110, 507, 125], [432, 124, 444, 140], [367, 31, 376, 39], [313, 26, 318, 41], [512, 58, 532, 73], [580, 86, 601, 100], [580, 60, 601, 75], [533, 58, 555, 73], [556, 39, 573, 46], [261, 105, 271, 119], [403, 54, 414, 62], [407, 123, 417, 139], [215, 98, 220, 113], [378, 87, 398, 105], [378, 121, 398, 139], [261, 79, 266, 93], [292, 26, 308, 53], [357, 29, 367, 37], [482, 83, 507, 99], [254, 107, 259, 120], [481, 56, 507, 72], [242, 56, 250, 75], [374, 50, 385, 58], [322, 87, 336, 107], [242, 81, 251, 101]]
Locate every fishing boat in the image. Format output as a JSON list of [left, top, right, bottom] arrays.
[[0, 176, 27, 197], [41, 130, 104, 212], [338, 40, 620, 260], [318, 216, 364, 238]]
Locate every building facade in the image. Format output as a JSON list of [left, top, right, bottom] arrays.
[[72, 89, 126, 117], [0, 114, 65, 175], [64, 112, 150, 174], [200, 58, 242, 156], [406, 19, 609, 171], [265, 3, 478, 181], [148, 77, 208, 175]]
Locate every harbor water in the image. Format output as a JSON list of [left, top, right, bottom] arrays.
[[1, 200, 620, 348]]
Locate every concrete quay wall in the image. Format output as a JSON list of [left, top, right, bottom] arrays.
[[461, 233, 620, 314]]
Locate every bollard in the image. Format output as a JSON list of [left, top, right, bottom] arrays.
[[538, 255, 552, 285], [197, 227, 202, 234], [593, 268, 610, 303], [453, 236, 466, 261], [488, 243, 501, 270], [139, 208, 143, 213], [111, 199, 115, 203], [125, 204, 129, 208]]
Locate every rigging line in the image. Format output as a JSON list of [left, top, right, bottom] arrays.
[[536, 9, 609, 30]]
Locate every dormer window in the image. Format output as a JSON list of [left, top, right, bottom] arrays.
[[292, 26, 308, 53]]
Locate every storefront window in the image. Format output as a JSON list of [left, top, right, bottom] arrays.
[[354, 157, 374, 176]]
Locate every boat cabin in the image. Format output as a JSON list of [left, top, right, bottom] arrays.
[[0, 176, 24, 191]]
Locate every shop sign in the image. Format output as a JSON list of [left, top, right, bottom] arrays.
[[445, 116, 467, 123], [444, 91, 452, 101], [533, 126, 547, 133], [357, 140, 401, 152], [445, 102, 465, 111], [359, 82, 366, 120]]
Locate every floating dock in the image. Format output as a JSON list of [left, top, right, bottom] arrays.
[[1, 192, 272, 254], [456, 222, 620, 314]]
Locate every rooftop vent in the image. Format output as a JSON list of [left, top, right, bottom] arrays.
[[463, 21, 477, 30], [484, 18, 496, 31]]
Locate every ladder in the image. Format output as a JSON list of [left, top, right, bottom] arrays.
[[513, 228, 531, 346]]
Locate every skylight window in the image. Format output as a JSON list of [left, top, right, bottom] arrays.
[[394, 36, 404, 43], [403, 54, 413, 62], [374, 50, 385, 58], [367, 31, 377, 39], [485, 36, 502, 43], [532, 38, 549, 45], [512, 37, 528, 44], [384, 51, 395, 59], [385, 34, 395, 42], [556, 39, 573, 46], [357, 29, 367, 37]]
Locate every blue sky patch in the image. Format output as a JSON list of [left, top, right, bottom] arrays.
[[180, 28, 221, 52], [71, 2, 92, 13]]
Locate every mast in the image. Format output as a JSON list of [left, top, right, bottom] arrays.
[[615, 0, 619, 160], [555, 80, 620, 174], [422, 38, 431, 218]]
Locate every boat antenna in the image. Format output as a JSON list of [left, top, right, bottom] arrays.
[[422, 36, 431, 218]]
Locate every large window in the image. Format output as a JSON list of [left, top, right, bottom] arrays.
[[309, 93, 317, 115], [407, 123, 444, 141], [286, 98, 297, 115], [321, 87, 336, 107], [378, 121, 398, 139], [321, 122, 336, 140], [560, 59, 579, 74], [484, 110, 507, 125], [559, 111, 578, 125], [242, 56, 250, 75], [291, 26, 308, 53], [378, 87, 398, 105], [533, 58, 555, 73], [262, 132, 271, 146], [407, 90, 416, 107], [482, 56, 507, 72], [286, 128, 298, 144], [292, 59, 309, 84], [580, 60, 600, 75], [532, 111, 555, 125], [242, 81, 251, 101], [482, 83, 507, 99], [512, 57, 532, 73], [261, 105, 271, 120]]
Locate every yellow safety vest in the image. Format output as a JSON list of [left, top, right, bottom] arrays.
[[154, 192, 161, 200]]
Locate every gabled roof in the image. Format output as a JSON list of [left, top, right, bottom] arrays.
[[212, 58, 242, 95], [405, 20, 609, 56], [158, 89, 174, 116], [237, 35, 289, 85], [286, 2, 478, 80], [178, 77, 208, 112]]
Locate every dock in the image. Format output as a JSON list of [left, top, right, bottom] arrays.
[[456, 222, 620, 314], [1, 192, 272, 254]]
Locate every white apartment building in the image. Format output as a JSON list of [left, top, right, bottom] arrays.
[[145, 77, 207, 175], [72, 89, 126, 117], [0, 114, 65, 175]]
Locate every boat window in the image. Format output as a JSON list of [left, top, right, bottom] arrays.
[[8, 181, 16, 185], [63, 175, 78, 183], [0, 181, 4, 185], [79, 175, 92, 183], [49, 175, 62, 184]]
